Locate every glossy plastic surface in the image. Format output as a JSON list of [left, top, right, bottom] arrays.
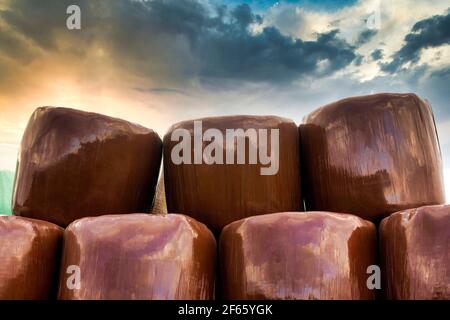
[[58, 213, 216, 300], [13, 107, 163, 227], [0, 216, 63, 299], [380, 205, 450, 299], [300, 93, 445, 221], [220, 211, 377, 300], [164, 115, 302, 233]]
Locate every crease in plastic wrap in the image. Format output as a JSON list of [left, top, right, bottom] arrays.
[[300, 93, 445, 221], [58, 214, 216, 300], [219, 212, 377, 300], [164, 115, 302, 233], [380, 205, 450, 300], [0, 216, 63, 299], [12, 107, 163, 227]]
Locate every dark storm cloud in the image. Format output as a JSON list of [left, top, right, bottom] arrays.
[[0, 0, 359, 84], [355, 29, 377, 46], [382, 9, 450, 73], [371, 49, 383, 61], [195, 26, 359, 81]]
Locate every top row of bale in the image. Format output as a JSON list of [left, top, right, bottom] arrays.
[[11, 93, 445, 232]]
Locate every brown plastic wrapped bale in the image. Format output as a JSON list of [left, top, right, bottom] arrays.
[[58, 213, 216, 300], [219, 211, 377, 300], [300, 93, 445, 222], [380, 205, 450, 300], [13, 107, 163, 227], [0, 216, 63, 299], [164, 115, 302, 233]]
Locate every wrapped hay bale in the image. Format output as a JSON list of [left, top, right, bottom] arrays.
[[0, 216, 63, 299], [380, 205, 450, 300], [300, 93, 444, 221], [164, 115, 302, 233], [13, 107, 162, 227], [220, 211, 377, 300], [58, 214, 216, 300]]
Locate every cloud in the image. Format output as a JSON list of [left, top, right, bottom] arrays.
[[419, 66, 450, 120], [371, 49, 383, 60], [194, 25, 359, 82], [355, 29, 377, 46], [134, 87, 191, 96], [0, 0, 359, 86], [217, 0, 357, 12], [0, 27, 34, 63], [382, 9, 450, 73]]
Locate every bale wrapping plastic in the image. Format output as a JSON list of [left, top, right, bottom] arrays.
[[164, 115, 302, 233], [220, 211, 377, 300], [58, 214, 216, 300], [380, 205, 450, 300], [0, 216, 63, 299], [13, 107, 163, 227], [300, 93, 445, 221]]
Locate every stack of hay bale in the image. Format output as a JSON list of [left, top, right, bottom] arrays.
[[0, 93, 448, 300]]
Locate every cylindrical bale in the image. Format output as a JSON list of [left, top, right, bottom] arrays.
[[58, 214, 216, 300], [219, 212, 377, 300], [380, 205, 450, 300], [300, 93, 444, 221], [13, 107, 163, 227], [0, 216, 63, 299], [164, 115, 302, 233]]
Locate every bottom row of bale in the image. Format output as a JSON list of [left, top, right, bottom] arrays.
[[0, 205, 448, 300]]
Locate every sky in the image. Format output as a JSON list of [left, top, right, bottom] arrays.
[[0, 0, 449, 198]]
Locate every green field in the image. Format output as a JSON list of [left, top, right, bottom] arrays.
[[0, 170, 15, 215]]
